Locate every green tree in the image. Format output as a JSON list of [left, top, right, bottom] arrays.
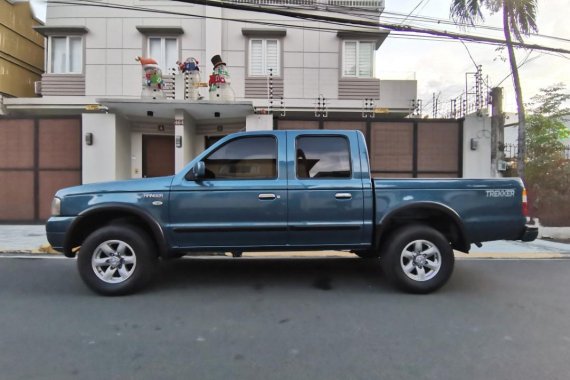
[[525, 84, 570, 225], [450, 0, 538, 179]]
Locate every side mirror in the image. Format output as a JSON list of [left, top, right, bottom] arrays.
[[192, 161, 206, 179]]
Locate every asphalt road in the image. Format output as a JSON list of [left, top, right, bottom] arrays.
[[1, 256, 569, 380]]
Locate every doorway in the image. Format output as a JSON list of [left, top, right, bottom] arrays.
[[142, 135, 175, 177], [205, 135, 225, 149]]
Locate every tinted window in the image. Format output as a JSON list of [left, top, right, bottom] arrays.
[[203, 136, 277, 179], [296, 136, 351, 179]]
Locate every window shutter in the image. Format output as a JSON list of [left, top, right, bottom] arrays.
[[250, 39, 264, 76], [266, 39, 279, 76], [148, 37, 161, 67], [343, 41, 357, 77], [358, 41, 374, 77], [69, 37, 82, 73], [51, 37, 66, 73], [165, 38, 178, 71]]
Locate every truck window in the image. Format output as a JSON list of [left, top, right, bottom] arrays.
[[296, 136, 351, 179], [203, 136, 277, 180]]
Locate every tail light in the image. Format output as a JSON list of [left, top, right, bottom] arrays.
[[522, 188, 529, 217]]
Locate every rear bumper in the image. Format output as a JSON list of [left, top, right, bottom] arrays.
[[520, 225, 539, 242]]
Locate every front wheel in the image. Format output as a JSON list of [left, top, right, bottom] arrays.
[[77, 225, 157, 296], [381, 225, 454, 294]]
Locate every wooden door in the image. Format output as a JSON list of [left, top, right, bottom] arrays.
[[142, 135, 175, 178]]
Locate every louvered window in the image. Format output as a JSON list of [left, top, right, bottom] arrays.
[[249, 39, 280, 76], [342, 40, 374, 78]]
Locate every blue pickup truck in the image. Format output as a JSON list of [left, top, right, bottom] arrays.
[[46, 130, 537, 295]]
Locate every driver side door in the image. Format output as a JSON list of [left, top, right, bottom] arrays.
[[168, 134, 288, 250]]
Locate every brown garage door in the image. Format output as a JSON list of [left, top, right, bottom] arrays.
[[0, 118, 81, 222]]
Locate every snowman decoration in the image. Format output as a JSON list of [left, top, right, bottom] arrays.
[[209, 54, 235, 102], [177, 57, 202, 100], [136, 56, 164, 99]]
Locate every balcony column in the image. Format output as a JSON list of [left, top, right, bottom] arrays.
[[174, 110, 197, 172]]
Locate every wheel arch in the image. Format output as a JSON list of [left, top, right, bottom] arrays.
[[375, 202, 470, 253], [63, 204, 169, 258]]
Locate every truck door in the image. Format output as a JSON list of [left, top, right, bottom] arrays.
[[286, 131, 367, 248], [168, 134, 287, 249]]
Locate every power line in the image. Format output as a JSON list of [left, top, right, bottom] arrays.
[[170, 0, 570, 54], [48, 0, 570, 55], [399, 0, 428, 26]]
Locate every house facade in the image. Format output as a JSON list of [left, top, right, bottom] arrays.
[[1, 0, 493, 223]]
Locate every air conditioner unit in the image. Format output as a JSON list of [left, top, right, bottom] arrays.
[[34, 81, 42, 96]]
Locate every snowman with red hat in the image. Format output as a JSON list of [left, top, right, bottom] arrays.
[[209, 54, 235, 102], [136, 56, 164, 99]]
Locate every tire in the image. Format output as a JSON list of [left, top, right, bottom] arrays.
[[380, 224, 454, 294], [77, 225, 158, 296]]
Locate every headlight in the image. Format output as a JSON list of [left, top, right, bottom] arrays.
[[51, 197, 61, 216]]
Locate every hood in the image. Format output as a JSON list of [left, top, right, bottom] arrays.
[[56, 176, 174, 198]]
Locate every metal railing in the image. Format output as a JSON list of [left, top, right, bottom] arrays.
[[225, 0, 383, 9], [503, 143, 570, 160]]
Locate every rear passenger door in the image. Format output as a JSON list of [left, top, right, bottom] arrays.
[[286, 132, 366, 248]]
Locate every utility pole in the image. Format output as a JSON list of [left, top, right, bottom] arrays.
[[490, 87, 504, 177]]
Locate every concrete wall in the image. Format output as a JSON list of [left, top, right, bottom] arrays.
[[115, 115, 132, 180], [246, 114, 273, 131], [82, 113, 118, 184], [463, 113, 493, 178]]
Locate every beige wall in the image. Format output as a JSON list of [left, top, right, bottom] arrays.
[[0, 0, 44, 97]]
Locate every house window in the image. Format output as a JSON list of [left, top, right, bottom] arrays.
[[49, 36, 83, 74], [342, 40, 375, 78], [249, 39, 280, 77], [148, 37, 179, 71]]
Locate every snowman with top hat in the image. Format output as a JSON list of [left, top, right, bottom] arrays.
[[209, 54, 235, 102], [136, 56, 164, 99]]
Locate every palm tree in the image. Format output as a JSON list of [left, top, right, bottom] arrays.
[[450, 0, 538, 179]]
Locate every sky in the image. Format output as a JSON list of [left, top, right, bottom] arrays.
[[29, 0, 569, 115], [376, 0, 570, 115]]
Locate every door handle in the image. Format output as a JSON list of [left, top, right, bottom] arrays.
[[335, 193, 352, 200], [258, 193, 277, 200]]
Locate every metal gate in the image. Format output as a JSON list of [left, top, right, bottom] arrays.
[[0, 118, 82, 222], [276, 118, 462, 178]]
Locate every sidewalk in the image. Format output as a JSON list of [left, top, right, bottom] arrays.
[[1, 224, 570, 257]]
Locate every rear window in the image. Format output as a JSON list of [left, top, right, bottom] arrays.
[[296, 136, 351, 179]]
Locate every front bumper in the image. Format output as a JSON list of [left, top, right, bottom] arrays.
[[46, 216, 76, 255], [520, 225, 539, 242]]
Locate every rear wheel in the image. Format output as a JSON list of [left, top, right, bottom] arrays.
[[77, 225, 157, 296], [381, 224, 454, 294]]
